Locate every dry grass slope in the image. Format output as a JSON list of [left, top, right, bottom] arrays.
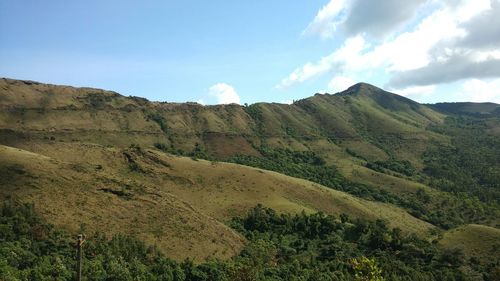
[[1, 142, 434, 261], [439, 224, 500, 262]]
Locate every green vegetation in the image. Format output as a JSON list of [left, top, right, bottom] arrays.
[[2, 78, 500, 280], [229, 204, 476, 280], [425, 116, 500, 204], [154, 142, 183, 156], [345, 148, 367, 160], [147, 112, 170, 134], [228, 147, 497, 229], [229, 148, 398, 203], [366, 159, 416, 177], [430, 102, 500, 117], [439, 224, 500, 265], [422, 116, 500, 227], [243, 104, 263, 124], [0, 200, 189, 281], [154, 142, 212, 160], [85, 93, 113, 109], [145, 104, 500, 231], [243, 104, 265, 138], [3, 201, 498, 280]]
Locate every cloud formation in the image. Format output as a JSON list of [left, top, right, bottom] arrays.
[[328, 76, 356, 93], [207, 83, 240, 104], [458, 0, 500, 49], [389, 55, 500, 88], [457, 79, 500, 103], [386, 0, 500, 88], [302, 0, 348, 39], [303, 0, 425, 40], [277, 36, 365, 89], [343, 0, 425, 38], [282, 0, 500, 99], [392, 85, 436, 101]]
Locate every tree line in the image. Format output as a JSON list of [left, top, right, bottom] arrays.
[[1, 200, 498, 280]]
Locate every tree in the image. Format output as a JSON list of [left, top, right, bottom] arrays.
[[350, 256, 384, 281]]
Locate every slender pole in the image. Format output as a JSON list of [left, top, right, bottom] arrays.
[[76, 234, 85, 281]]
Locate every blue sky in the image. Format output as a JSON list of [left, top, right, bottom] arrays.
[[1, 0, 499, 104]]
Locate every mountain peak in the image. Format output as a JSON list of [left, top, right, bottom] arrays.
[[338, 82, 385, 96], [328, 81, 426, 113]]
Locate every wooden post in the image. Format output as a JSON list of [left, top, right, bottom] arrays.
[[76, 234, 85, 281]]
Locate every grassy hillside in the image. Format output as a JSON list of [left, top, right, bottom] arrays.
[[439, 224, 500, 263], [1, 77, 499, 270], [0, 78, 448, 203], [0, 144, 245, 261], [0, 143, 434, 261], [0, 78, 444, 162], [438, 224, 500, 279]]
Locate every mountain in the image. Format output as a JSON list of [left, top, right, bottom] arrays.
[[430, 102, 500, 116], [1, 78, 499, 276], [0, 79, 443, 159], [0, 79, 445, 185]]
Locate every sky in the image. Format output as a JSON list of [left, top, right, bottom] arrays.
[[1, 0, 499, 105]]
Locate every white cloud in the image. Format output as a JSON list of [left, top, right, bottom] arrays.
[[281, 7, 466, 88], [458, 0, 500, 49], [391, 85, 436, 97], [208, 83, 240, 104], [388, 54, 500, 88], [302, 0, 426, 40], [328, 76, 356, 93], [280, 0, 499, 100], [277, 36, 366, 89], [302, 0, 349, 39], [388, 85, 436, 102], [277, 54, 337, 89], [343, 0, 426, 38], [364, 8, 466, 72], [449, 0, 491, 22], [457, 79, 500, 103], [383, 0, 498, 87]]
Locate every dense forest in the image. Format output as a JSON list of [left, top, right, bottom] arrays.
[[1, 200, 498, 280], [425, 116, 500, 204]]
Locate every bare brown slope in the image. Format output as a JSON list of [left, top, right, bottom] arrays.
[[0, 143, 434, 261]]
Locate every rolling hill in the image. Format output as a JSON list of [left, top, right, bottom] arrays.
[[439, 224, 500, 263], [1, 77, 499, 269], [0, 142, 433, 261]]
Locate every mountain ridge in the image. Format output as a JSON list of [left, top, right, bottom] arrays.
[[1, 77, 499, 265], [3, 77, 498, 107]]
